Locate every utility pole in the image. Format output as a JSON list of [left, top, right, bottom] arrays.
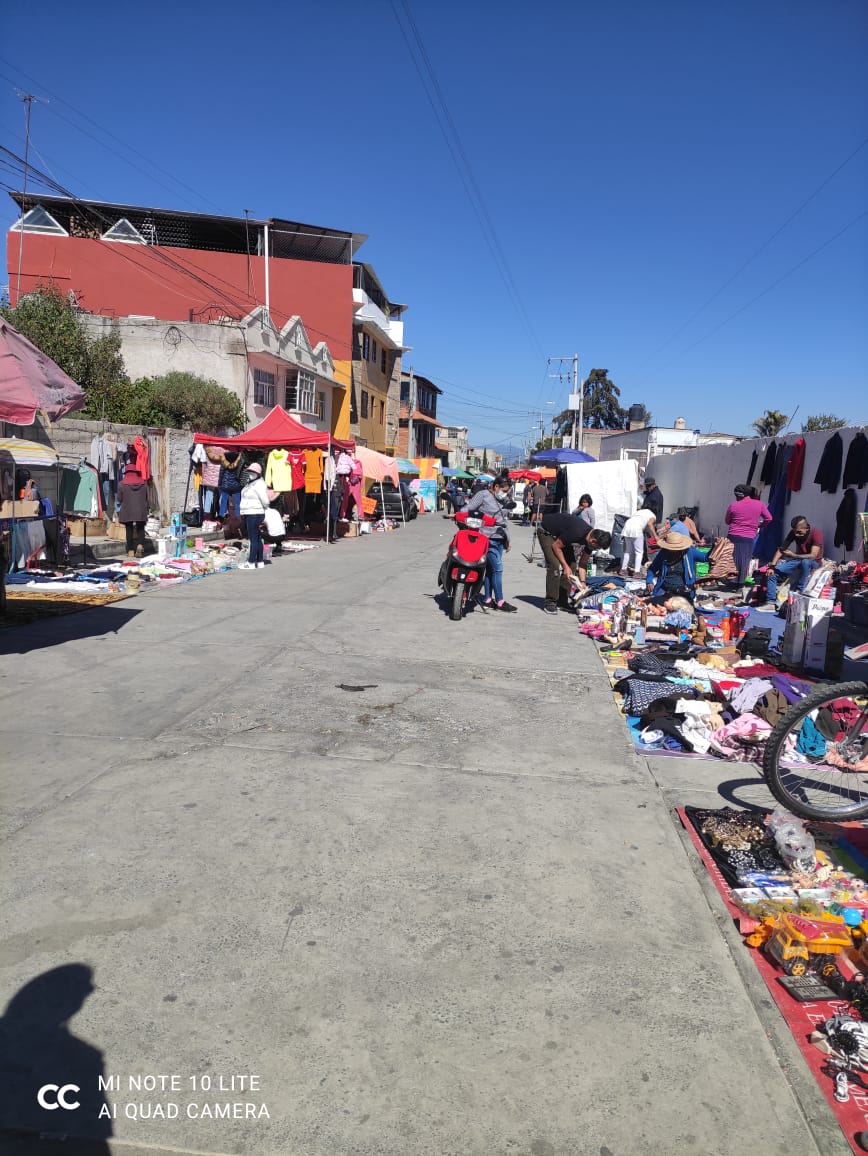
[[547, 354, 581, 450], [15, 91, 47, 304], [407, 366, 416, 458]]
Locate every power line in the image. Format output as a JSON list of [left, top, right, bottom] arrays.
[[0, 59, 224, 213], [627, 132, 868, 388], [390, 0, 544, 360]]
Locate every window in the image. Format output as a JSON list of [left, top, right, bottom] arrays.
[[253, 368, 275, 407], [101, 217, 147, 245], [400, 381, 410, 401], [286, 369, 316, 413], [380, 349, 387, 374], [379, 399, 385, 424], [362, 333, 370, 360], [371, 339, 377, 363], [10, 205, 68, 236], [316, 391, 326, 421], [447, 427, 458, 439], [361, 390, 369, 419]]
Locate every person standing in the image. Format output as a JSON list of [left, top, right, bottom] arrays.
[[725, 484, 772, 582], [238, 462, 271, 570], [116, 467, 149, 558], [619, 507, 656, 577], [760, 516, 824, 610], [575, 494, 595, 528], [536, 511, 610, 614], [641, 476, 664, 523], [528, 479, 549, 525], [464, 477, 517, 612]]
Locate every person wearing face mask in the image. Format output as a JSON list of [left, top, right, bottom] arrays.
[[758, 516, 824, 611], [463, 477, 517, 612]]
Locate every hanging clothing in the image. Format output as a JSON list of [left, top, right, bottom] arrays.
[[785, 438, 806, 492], [59, 465, 99, 517], [336, 451, 354, 476], [814, 431, 844, 493], [759, 441, 778, 486], [835, 488, 858, 551], [288, 450, 306, 490], [323, 453, 337, 489], [754, 445, 792, 562], [265, 450, 294, 491], [304, 449, 324, 493], [202, 447, 225, 488], [843, 431, 868, 490], [132, 435, 151, 481], [745, 448, 759, 488]]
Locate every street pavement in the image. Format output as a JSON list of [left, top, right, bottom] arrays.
[[0, 514, 849, 1155]]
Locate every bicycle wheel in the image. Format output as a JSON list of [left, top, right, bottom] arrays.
[[762, 681, 868, 820]]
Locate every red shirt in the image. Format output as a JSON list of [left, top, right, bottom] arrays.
[[782, 527, 823, 556]]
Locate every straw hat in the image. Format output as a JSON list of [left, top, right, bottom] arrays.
[[656, 530, 691, 551]]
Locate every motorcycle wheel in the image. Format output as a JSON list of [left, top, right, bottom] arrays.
[[450, 582, 465, 621]]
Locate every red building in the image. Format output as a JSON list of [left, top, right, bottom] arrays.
[[7, 194, 365, 437]]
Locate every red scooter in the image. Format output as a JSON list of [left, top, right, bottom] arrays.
[[439, 510, 497, 620]]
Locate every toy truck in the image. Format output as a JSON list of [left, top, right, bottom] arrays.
[[761, 914, 852, 977]]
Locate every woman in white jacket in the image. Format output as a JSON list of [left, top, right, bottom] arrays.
[[238, 462, 270, 569]]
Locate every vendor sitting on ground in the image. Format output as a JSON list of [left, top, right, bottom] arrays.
[[644, 530, 704, 604], [760, 515, 824, 610], [660, 507, 702, 544]]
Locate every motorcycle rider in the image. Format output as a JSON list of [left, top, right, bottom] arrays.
[[464, 477, 517, 612]]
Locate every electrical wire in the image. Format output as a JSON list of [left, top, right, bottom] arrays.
[[0, 59, 224, 213], [390, 0, 544, 360], [627, 133, 868, 387]]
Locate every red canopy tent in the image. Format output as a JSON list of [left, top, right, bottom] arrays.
[[193, 406, 354, 451]]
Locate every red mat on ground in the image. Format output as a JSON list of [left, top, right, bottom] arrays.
[[677, 807, 868, 1152]]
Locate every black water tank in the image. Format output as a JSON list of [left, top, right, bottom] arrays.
[[628, 404, 644, 426]]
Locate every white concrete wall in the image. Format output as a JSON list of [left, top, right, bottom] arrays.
[[647, 428, 867, 563], [81, 316, 249, 402]]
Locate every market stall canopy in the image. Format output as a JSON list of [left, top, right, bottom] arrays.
[[508, 469, 541, 481], [441, 467, 474, 479], [536, 467, 557, 479], [529, 447, 596, 465], [395, 457, 420, 474], [0, 319, 86, 425], [0, 436, 62, 466], [355, 445, 398, 484], [476, 473, 495, 482], [192, 406, 354, 451]]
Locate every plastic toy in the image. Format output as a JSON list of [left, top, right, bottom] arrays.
[[753, 913, 852, 977]]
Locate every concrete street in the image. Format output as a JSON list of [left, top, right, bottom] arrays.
[[0, 514, 849, 1156]]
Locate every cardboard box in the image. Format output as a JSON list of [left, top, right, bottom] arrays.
[[106, 522, 127, 541], [783, 592, 835, 672], [0, 500, 40, 518]]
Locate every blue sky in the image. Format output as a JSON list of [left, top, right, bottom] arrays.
[[1, 0, 866, 452]]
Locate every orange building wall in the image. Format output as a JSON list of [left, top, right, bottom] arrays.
[[7, 234, 353, 361]]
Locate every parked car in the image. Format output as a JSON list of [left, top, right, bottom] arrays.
[[369, 480, 417, 521]]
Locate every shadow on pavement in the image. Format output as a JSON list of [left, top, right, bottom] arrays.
[[0, 605, 142, 655], [0, 964, 111, 1152]]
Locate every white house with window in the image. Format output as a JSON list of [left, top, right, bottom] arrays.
[[243, 308, 342, 432]]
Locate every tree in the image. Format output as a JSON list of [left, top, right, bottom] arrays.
[[752, 409, 788, 438], [1, 284, 130, 419], [802, 413, 847, 433], [133, 372, 245, 434], [581, 369, 628, 429]]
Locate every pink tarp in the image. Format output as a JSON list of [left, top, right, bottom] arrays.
[[0, 319, 86, 425], [193, 406, 354, 451], [354, 446, 398, 484]]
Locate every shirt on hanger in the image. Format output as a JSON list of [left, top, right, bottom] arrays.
[[265, 449, 295, 491], [304, 449, 324, 493], [288, 450, 306, 489]]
